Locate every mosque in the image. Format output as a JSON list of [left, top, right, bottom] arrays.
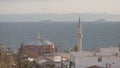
[[19, 34, 59, 58]]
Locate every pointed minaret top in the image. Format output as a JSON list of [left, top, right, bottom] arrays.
[[78, 17, 81, 28]]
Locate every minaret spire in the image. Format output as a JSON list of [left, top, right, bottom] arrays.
[[77, 17, 83, 52]]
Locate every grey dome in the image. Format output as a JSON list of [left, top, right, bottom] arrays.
[[28, 39, 54, 45], [24, 34, 54, 45]]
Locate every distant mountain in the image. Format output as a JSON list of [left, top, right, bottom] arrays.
[[40, 20, 53, 23], [0, 13, 120, 22], [96, 19, 107, 22]]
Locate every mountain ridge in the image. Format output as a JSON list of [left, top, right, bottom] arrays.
[[0, 13, 120, 22]]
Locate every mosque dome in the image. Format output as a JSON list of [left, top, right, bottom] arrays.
[[24, 34, 54, 45]]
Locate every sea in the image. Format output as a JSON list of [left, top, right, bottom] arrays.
[[0, 21, 120, 52]]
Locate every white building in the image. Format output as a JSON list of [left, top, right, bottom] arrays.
[[71, 47, 120, 68], [100, 47, 120, 54]]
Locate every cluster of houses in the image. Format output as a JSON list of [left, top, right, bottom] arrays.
[[71, 46, 120, 68]]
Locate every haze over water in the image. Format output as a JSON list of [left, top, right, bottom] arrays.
[[0, 22, 120, 52]]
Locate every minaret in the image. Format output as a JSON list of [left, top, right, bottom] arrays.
[[77, 17, 83, 52]]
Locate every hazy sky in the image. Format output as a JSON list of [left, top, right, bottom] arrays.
[[0, 0, 120, 14]]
